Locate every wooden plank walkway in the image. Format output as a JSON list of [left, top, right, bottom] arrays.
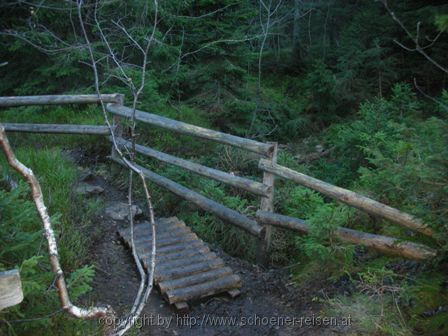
[[117, 217, 241, 311]]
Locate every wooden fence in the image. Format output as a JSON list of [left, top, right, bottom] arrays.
[[0, 94, 437, 264]]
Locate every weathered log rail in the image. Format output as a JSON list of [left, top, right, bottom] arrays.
[[111, 156, 263, 237], [0, 94, 121, 107], [0, 93, 437, 263], [256, 211, 436, 260], [259, 159, 433, 237], [114, 137, 271, 197], [2, 123, 111, 135], [0, 94, 121, 136], [106, 103, 274, 156]]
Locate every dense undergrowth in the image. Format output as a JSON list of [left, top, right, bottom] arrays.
[[1, 0, 447, 335]]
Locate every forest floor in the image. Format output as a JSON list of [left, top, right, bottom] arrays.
[[72, 151, 352, 336]]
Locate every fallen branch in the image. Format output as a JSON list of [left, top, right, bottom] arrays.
[[0, 126, 110, 319]]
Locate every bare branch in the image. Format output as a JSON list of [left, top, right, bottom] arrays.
[[413, 78, 448, 112], [174, 3, 237, 20], [77, 1, 158, 334], [0, 30, 85, 55], [381, 0, 448, 75]]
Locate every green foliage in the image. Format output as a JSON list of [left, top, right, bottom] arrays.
[[283, 186, 325, 220], [325, 292, 413, 335], [0, 185, 41, 261], [165, 170, 259, 259], [66, 266, 96, 301], [401, 273, 448, 334], [303, 61, 339, 125], [324, 263, 415, 335], [435, 15, 448, 32], [288, 84, 446, 334], [322, 84, 447, 242], [303, 205, 353, 257], [324, 84, 447, 247], [293, 202, 355, 270], [254, 77, 311, 140]]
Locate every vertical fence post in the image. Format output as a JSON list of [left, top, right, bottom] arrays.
[[256, 142, 278, 265], [111, 94, 124, 159]]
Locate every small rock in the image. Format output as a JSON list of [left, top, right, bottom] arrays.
[[104, 202, 143, 221], [75, 183, 104, 196]]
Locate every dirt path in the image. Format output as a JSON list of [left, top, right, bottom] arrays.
[[75, 164, 349, 336]]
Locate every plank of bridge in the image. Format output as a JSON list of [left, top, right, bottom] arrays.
[[141, 246, 211, 264], [141, 253, 221, 284], [158, 217, 186, 228], [152, 232, 198, 248], [120, 226, 195, 246], [121, 227, 193, 245], [160, 251, 216, 265], [164, 274, 241, 304], [139, 236, 201, 254], [154, 240, 208, 255], [117, 217, 243, 310], [141, 251, 207, 269], [156, 252, 218, 271], [118, 232, 206, 257], [140, 217, 185, 231], [158, 267, 234, 293], [117, 219, 192, 244], [134, 223, 191, 237], [154, 258, 224, 282], [132, 220, 180, 233]]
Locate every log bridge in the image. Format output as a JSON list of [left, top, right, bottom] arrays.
[[0, 94, 437, 310]]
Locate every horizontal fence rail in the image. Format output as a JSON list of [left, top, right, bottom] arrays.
[[259, 159, 433, 237], [111, 156, 263, 237], [2, 123, 111, 135], [107, 103, 274, 156], [114, 137, 270, 197], [0, 94, 122, 107], [256, 211, 436, 260]]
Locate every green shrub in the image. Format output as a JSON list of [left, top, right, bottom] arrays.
[[401, 273, 448, 335]]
